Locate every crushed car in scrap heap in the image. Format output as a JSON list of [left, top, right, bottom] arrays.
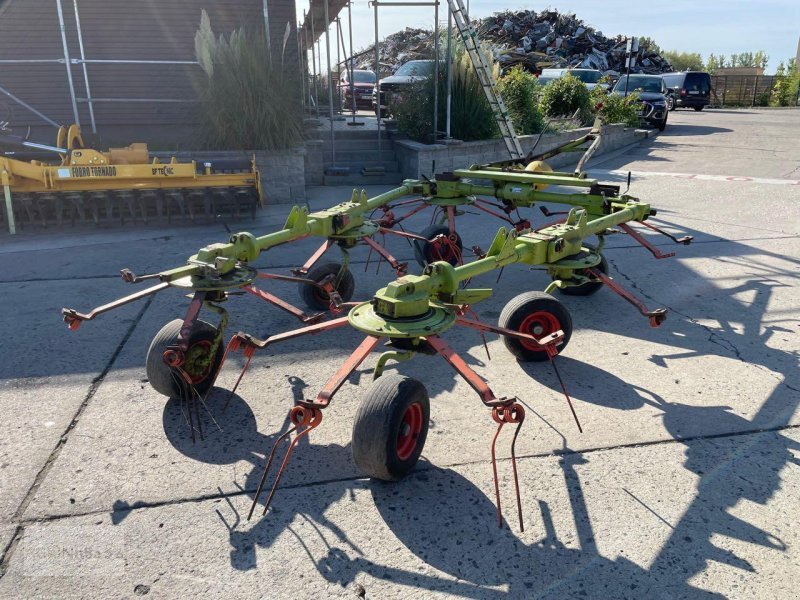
[[352, 10, 672, 77]]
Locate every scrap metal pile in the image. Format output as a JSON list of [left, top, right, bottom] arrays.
[[61, 124, 692, 530], [352, 27, 435, 76], [352, 10, 672, 76], [477, 9, 672, 74]]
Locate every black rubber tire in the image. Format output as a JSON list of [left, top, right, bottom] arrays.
[[413, 223, 463, 267], [667, 96, 676, 112], [352, 374, 430, 481], [499, 292, 573, 362], [299, 261, 355, 311], [557, 247, 608, 297], [658, 113, 668, 131], [693, 106, 704, 112], [146, 319, 222, 398]]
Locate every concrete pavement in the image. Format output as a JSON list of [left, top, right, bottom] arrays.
[[0, 108, 798, 598]]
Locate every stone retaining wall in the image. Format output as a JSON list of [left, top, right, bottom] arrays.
[[152, 124, 649, 207], [394, 124, 649, 179]]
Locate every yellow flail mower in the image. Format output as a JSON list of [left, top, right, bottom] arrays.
[[0, 124, 262, 233]]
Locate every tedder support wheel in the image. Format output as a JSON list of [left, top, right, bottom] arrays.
[[146, 319, 223, 398], [352, 374, 430, 481], [414, 224, 463, 267], [557, 246, 608, 297], [499, 292, 573, 362], [299, 261, 355, 311]]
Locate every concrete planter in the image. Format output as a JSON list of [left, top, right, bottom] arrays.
[[253, 147, 306, 205]]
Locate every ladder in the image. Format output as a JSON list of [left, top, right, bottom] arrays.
[[447, 0, 524, 160]]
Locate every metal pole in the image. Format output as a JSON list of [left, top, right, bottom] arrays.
[[347, 2, 357, 122], [2, 174, 16, 235], [298, 20, 306, 111], [303, 11, 313, 109], [722, 76, 726, 107], [623, 37, 631, 98], [323, 0, 336, 165], [752, 75, 758, 107], [56, 0, 81, 126], [310, 11, 320, 117], [0, 84, 61, 127], [336, 17, 342, 115], [262, 0, 272, 67], [432, 0, 439, 143], [374, 1, 381, 162], [72, 0, 96, 133], [445, 3, 452, 139], [317, 38, 323, 110]]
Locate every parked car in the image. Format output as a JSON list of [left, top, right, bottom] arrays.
[[372, 59, 435, 116], [338, 69, 377, 111], [661, 71, 712, 111], [611, 74, 668, 131], [540, 68, 609, 91]]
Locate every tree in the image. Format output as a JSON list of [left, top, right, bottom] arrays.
[[638, 36, 661, 55], [664, 50, 704, 71], [706, 53, 724, 74], [724, 51, 769, 69], [771, 57, 800, 106], [754, 50, 769, 70]]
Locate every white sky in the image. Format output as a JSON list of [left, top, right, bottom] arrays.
[[296, 0, 800, 73]]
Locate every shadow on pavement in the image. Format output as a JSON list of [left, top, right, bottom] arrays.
[[659, 123, 734, 136], [103, 215, 799, 596]]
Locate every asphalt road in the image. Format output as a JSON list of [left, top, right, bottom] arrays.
[[0, 108, 798, 599]]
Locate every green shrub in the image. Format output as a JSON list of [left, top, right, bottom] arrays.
[[391, 52, 498, 143], [193, 11, 304, 150], [770, 60, 800, 107], [497, 66, 545, 134], [589, 81, 641, 127], [539, 74, 592, 123], [444, 53, 499, 141], [391, 80, 434, 142]]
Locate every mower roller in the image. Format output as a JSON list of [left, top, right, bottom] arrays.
[[0, 124, 262, 232]]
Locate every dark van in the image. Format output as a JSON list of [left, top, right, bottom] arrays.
[[662, 71, 712, 111]]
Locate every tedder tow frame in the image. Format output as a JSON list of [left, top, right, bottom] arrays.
[[208, 191, 692, 530], [60, 133, 693, 527]]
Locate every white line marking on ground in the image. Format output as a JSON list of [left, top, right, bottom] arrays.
[[589, 170, 800, 186]]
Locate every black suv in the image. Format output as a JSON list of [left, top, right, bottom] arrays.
[[611, 74, 669, 131], [662, 71, 712, 111]]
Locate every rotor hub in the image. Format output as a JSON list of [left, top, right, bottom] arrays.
[[169, 265, 258, 291], [348, 301, 456, 338]]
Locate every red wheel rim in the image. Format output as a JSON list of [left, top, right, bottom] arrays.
[[396, 402, 424, 460], [428, 235, 460, 265], [518, 311, 561, 352], [183, 339, 214, 384]]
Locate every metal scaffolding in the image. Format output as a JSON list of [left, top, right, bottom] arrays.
[[0, 0, 207, 134]]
